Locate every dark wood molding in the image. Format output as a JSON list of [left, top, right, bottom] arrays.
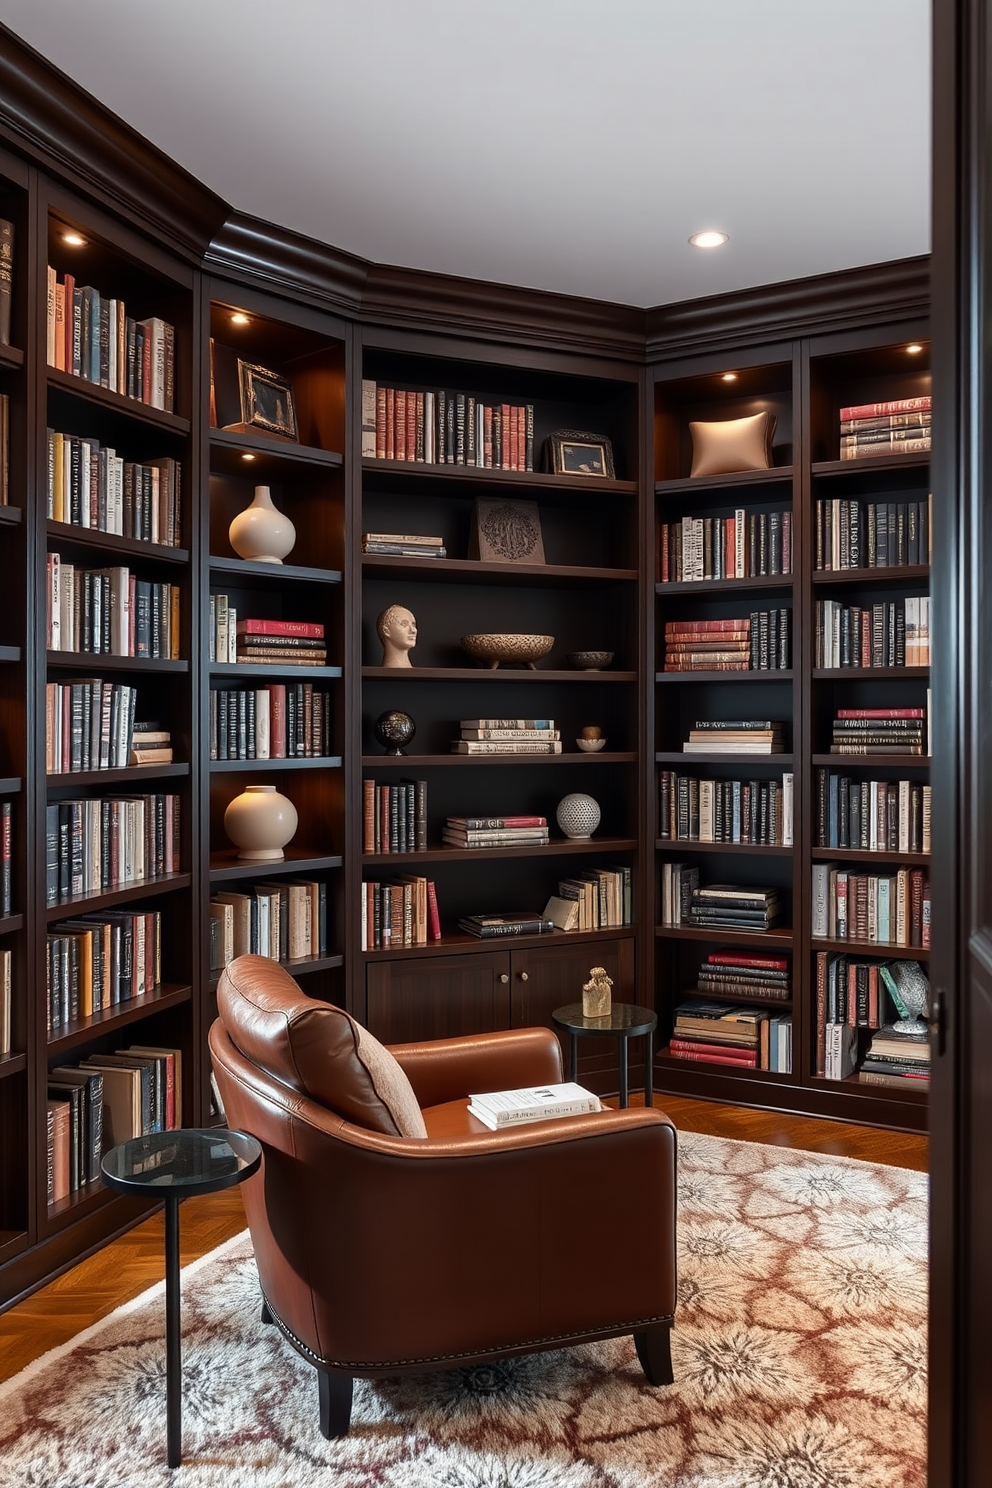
[[205, 212, 370, 318], [0, 23, 228, 260], [645, 257, 931, 360]]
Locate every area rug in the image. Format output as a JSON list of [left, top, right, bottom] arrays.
[[0, 1133, 928, 1487]]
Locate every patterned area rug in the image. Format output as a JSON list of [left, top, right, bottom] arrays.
[[0, 1133, 928, 1487]]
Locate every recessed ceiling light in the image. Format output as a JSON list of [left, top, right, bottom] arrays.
[[62, 232, 86, 247], [231, 312, 250, 325], [241, 453, 256, 462], [906, 343, 924, 355], [689, 230, 729, 250], [721, 373, 738, 382]]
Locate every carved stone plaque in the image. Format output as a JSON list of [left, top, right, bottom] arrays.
[[470, 497, 546, 565]]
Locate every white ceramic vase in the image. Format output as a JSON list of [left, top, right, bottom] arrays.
[[229, 485, 296, 564], [224, 784, 298, 861], [556, 792, 601, 840]]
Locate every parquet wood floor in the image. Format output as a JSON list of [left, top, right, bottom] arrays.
[[0, 1095, 927, 1386]]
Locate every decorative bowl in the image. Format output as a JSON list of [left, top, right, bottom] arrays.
[[461, 633, 555, 669], [576, 737, 607, 752], [565, 650, 614, 670]]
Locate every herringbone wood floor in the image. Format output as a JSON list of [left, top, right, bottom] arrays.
[[0, 1094, 927, 1385]]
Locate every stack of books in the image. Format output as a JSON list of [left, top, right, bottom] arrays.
[[815, 598, 929, 668], [815, 494, 931, 569], [545, 865, 632, 930], [663, 612, 790, 672], [659, 509, 792, 583], [696, 950, 791, 1003], [858, 1024, 931, 1087], [658, 770, 793, 845], [452, 719, 561, 755], [362, 380, 534, 470], [235, 618, 327, 668], [129, 721, 172, 766], [682, 720, 785, 755], [362, 876, 440, 949], [815, 769, 931, 852], [363, 780, 428, 853], [839, 395, 931, 461], [468, 1082, 600, 1129], [687, 883, 783, 932], [669, 999, 792, 1072], [458, 911, 555, 939], [829, 707, 927, 757], [442, 815, 548, 849], [361, 531, 446, 558]]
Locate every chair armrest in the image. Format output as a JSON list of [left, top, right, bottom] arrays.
[[388, 1026, 563, 1109]]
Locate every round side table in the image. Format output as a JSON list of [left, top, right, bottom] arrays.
[[551, 1002, 658, 1108], [101, 1128, 261, 1468]]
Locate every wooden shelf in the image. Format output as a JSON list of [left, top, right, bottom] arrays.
[[208, 952, 345, 987], [47, 367, 190, 435], [656, 574, 793, 596], [0, 504, 22, 526], [208, 426, 343, 473], [0, 777, 22, 794], [811, 753, 929, 768], [655, 467, 794, 498], [210, 755, 342, 773], [810, 846, 930, 865], [46, 983, 193, 1056], [810, 936, 929, 959], [656, 924, 794, 948], [363, 459, 637, 499], [47, 763, 189, 788], [655, 670, 793, 684], [47, 521, 189, 565], [812, 564, 929, 586], [362, 924, 633, 960], [0, 915, 24, 937], [210, 662, 342, 680], [812, 454, 930, 477], [656, 752, 793, 766], [45, 873, 192, 920], [0, 645, 21, 663], [209, 554, 342, 585], [363, 554, 636, 586], [362, 667, 637, 683], [655, 839, 793, 856], [811, 1071, 928, 1102], [0, 1052, 27, 1079], [362, 752, 637, 767], [208, 849, 343, 884], [0, 344, 24, 371], [812, 667, 930, 680], [363, 836, 637, 866], [47, 652, 188, 673]]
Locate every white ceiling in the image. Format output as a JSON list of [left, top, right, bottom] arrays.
[[0, 0, 931, 309]]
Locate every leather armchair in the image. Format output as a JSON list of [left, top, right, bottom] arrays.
[[209, 955, 677, 1437]]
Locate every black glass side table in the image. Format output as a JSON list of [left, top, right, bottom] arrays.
[[101, 1128, 262, 1468], [551, 1002, 658, 1108]]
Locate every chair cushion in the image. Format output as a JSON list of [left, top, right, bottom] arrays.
[[218, 956, 427, 1137]]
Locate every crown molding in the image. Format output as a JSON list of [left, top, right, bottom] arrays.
[[0, 25, 229, 261], [204, 214, 369, 319], [645, 257, 930, 360]]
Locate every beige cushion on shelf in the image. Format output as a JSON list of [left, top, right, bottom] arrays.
[[689, 410, 776, 478], [218, 955, 428, 1138]]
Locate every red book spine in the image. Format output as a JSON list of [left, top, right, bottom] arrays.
[[815, 951, 827, 1077], [362, 779, 375, 854], [665, 618, 751, 633], [516, 406, 526, 472], [483, 405, 493, 468], [921, 871, 931, 948], [375, 388, 387, 459], [839, 396, 931, 420], [426, 879, 442, 940], [500, 404, 511, 470], [669, 1045, 758, 1068], [394, 390, 407, 461], [238, 619, 325, 639], [660, 523, 669, 583], [670, 1037, 757, 1061], [707, 953, 789, 970], [385, 389, 395, 460], [269, 685, 287, 758], [406, 391, 417, 461], [836, 709, 925, 718]]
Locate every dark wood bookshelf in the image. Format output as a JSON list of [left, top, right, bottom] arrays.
[[208, 554, 341, 585], [654, 467, 795, 498], [208, 426, 343, 473], [656, 752, 793, 766], [45, 874, 192, 920], [811, 753, 929, 768], [47, 367, 191, 434], [0, 914, 24, 936], [209, 756, 342, 773], [656, 574, 793, 596], [0, 344, 24, 371], [362, 666, 638, 683], [0, 504, 22, 525], [655, 839, 793, 856], [210, 663, 343, 680], [46, 521, 189, 565], [0, 1052, 27, 1079], [361, 924, 632, 961], [363, 554, 637, 586], [655, 670, 794, 684], [655, 925, 794, 947], [810, 847, 930, 865], [362, 835, 637, 866], [46, 983, 194, 1056], [812, 454, 930, 477], [46, 652, 189, 674], [208, 849, 343, 884], [812, 564, 930, 586], [813, 666, 930, 680], [47, 763, 189, 787], [810, 936, 930, 960], [363, 459, 637, 499]]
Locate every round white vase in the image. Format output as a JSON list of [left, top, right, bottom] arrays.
[[556, 792, 601, 840], [224, 784, 298, 861], [229, 485, 296, 564]]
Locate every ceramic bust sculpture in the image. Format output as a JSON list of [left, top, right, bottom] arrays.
[[377, 604, 417, 667]]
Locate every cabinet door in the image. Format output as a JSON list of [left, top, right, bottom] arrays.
[[365, 952, 511, 1044], [509, 937, 638, 1089]]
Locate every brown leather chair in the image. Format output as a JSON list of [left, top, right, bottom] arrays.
[[209, 954, 677, 1437]]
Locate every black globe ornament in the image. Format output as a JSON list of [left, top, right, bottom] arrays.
[[374, 709, 416, 756]]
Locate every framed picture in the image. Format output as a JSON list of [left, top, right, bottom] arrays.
[[547, 428, 615, 479], [238, 359, 298, 441], [469, 496, 546, 565]]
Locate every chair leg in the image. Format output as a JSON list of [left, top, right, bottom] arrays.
[[634, 1323, 674, 1386], [317, 1368, 354, 1438], [260, 1300, 273, 1325]]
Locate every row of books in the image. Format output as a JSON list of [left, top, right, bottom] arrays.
[[828, 707, 927, 757], [362, 876, 441, 949], [660, 869, 783, 930], [658, 510, 792, 583], [838, 396, 931, 461], [814, 597, 930, 669], [814, 951, 927, 1040], [544, 864, 633, 931], [46, 431, 182, 546], [47, 1044, 182, 1204], [209, 685, 332, 761], [209, 879, 328, 969], [362, 779, 429, 854], [658, 771, 794, 846], [47, 686, 172, 772], [46, 555, 180, 659], [361, 380, 535, 470], [662, 612, 790, 672], [811, 863, 931, 946], [1, 799, 10, 917], [815, 772, 932, 854], [208, 606, 329, 668], [443, 814, 548, 850], [361, 531, 446, 559], [681, 720, 786, 756], [45, 267, 175, 411], [668, 998, 793, 1072], [695, 949, 791, 1002], [0, 948, 10, 1056], [44, 794, 180, 905], [0, 391, 9, 504], [453, 720, 561, 755], [814, 496, 930, 570], [46, 910, 161, 1031], [0, 219, 10, 346]]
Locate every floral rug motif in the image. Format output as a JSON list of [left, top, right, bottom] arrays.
[[0, 1133, 928, 1487]]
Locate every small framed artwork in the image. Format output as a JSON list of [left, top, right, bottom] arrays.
[[469, 497, 546, 565], [238, 360, 298, 441], [547, 428, 616, 479]]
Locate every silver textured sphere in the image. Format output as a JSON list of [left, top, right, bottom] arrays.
[[556, 792, 601, 840]]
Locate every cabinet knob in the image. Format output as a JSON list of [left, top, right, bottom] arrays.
[[499, 973, 509, 983], [519, 971, 529, 981]]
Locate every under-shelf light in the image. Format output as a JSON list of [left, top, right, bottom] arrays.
[[230, 312, 250, 326], [689, 230, 729, 249], [241, 453, 256, 462], [721, 373, 738, 382], [62, 232, 86, 247], [906, 343, 924, 355]]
